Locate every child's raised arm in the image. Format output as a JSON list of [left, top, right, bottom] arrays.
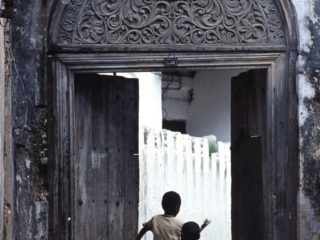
[[136, 226, 151, 240], [200, 219, 211, 232]]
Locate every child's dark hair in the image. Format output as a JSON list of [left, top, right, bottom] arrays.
[[181, 222, 200, 240], [161, 191, 181, 213]]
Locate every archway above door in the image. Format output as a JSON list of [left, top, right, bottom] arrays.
[[50, 0, 289, 51]]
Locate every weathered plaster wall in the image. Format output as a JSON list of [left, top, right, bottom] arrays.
[[0, 15, 5, 240], [10, 0, 49, 239], [3, 19, 13, 240], [291, 0, 320, 239]]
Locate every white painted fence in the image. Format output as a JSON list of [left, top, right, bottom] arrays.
[[139, 127, 231, 240]]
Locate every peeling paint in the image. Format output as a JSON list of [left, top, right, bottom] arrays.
[[297, 55, 307, 73], [298, 191, 320, 240], [16, 175, 22, 184], [25, 158, 31, 169], [35, 201, 48, 240], [91, 151, 107, 169], [298, 74, 315, 126], [314, 149, 320, 161], [292, 0, 317, 53], [293, 0, 320, 234]]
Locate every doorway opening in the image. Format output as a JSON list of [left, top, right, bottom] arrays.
[[49, 0, 298, 237], [72, 68, 267, 240], [49, 50, 295, 240]]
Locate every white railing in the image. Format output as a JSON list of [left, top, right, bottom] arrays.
[[139, 127, 231, 240]]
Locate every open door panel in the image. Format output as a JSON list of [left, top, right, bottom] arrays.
[[73, 74, 139, 240], [231, 69, 267, 240]]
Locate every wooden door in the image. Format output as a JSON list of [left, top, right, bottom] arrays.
[[231, 69, 267, 240], [74, 74, 139, 240]]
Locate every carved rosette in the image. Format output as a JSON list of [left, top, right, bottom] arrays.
[[57, 0, 285, 46]]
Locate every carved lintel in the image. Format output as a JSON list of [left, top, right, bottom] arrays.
[[57, 0, 285, 47]]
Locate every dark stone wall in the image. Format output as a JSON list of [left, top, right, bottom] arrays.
[[300, 7, 320, 219], [297, 1, 320, 239], [11, 0, 48, 239]]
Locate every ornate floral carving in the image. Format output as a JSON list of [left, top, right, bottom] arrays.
[[57, 0, 285, 46]]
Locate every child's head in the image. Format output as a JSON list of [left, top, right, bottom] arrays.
[[161, 191, 181, 216], [181, 222, 201, 240]]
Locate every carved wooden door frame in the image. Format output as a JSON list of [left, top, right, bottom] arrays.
[[48, 0, 298, 239], [48, 51, 298, 240]]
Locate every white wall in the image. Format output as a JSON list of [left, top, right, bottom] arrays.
[[162, 77, 192, 120], [187, 70, 243, 142], [138, 73, 162, 129], [162, 70, 244, 142]]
